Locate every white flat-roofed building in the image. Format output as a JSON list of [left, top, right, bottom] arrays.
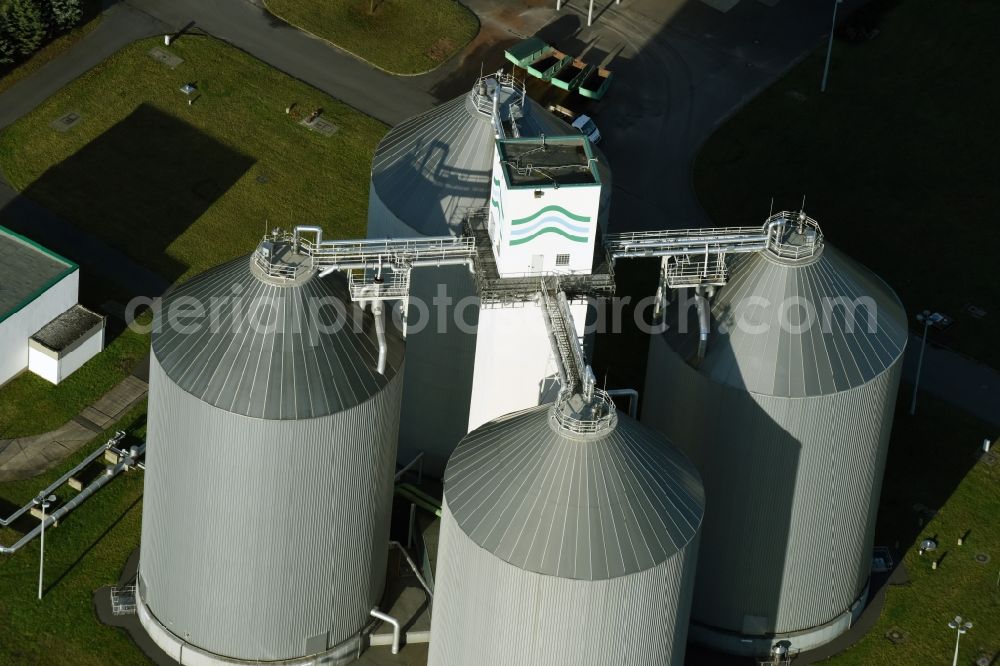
[[0, 226, 104, 386]]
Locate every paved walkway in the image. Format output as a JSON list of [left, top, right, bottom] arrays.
[[0, 373, 147, 481], [123, 0, 436, 126], [0, 3, 165, 131], [903, 334, 1000, 428]]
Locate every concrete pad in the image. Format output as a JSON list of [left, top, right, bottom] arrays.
[[148, 47, 183, 69], [371, 581, 431, 646], [50, 111, 83, 132], [0, 375, 145, 481], [300, 116, 339, 136], [80, 406, 113, 429]]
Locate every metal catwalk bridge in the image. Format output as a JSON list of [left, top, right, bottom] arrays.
[[604, 211, 822, 287], [253, 211, 822, 302]]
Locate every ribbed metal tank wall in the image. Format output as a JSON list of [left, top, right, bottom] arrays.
[[430, 500, 698, 666], [138, 256, 404, 663], [428, 402, 704, 666], [642, 243, 907, 655], [367, 82, 612, 477]]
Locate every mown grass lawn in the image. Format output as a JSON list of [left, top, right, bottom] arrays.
[[265, 0, 478, 75], [693, 0, 1000, 368], [0, 35, 387, 282], [0, 405, 148, 665], [0, 313, 150, 438], [822, 394, 999, 664]]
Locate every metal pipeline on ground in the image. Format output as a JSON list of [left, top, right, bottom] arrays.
[[389, 540, 434, 600], [394, 452, 424, 482], [369, 608, 400, 654], [0, 441, 145, 555], [0, 431, 126, 527]]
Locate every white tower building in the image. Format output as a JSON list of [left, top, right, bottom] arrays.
[[367, 73, 613, 475], [467, 135, 605, 432]]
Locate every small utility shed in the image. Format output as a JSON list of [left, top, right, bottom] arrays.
[[0, 226, 102, 385], [29, 305, 105, 384]]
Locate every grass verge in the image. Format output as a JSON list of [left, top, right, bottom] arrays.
[[264, 0, 478, 75], [0, 404, 148, 665], [692, 0, 999, 368], [0, 312, 150, 438], [0, 35, 387, 282]]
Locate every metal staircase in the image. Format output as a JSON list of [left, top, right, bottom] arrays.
[[539, 283, 590, 395]]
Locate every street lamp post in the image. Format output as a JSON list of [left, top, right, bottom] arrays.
[[910, 310, 942, 416], [947, 616, 972, 666], [820, 0, 843, 93], [33, 493, 56, 600]]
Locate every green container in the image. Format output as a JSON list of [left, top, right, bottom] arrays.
[[527, 48, 569, 81], [579, 66, 614, 100], [552, 59, 591, 91], [504, 37, 550, 68]]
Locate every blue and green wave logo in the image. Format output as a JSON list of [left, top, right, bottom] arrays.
[[509, 205, 590, 246], [491, 177, 504, 222]]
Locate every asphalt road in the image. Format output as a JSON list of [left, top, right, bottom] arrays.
[[122, 0, 437, 126]]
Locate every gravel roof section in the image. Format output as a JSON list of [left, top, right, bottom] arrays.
[[31, 304, 104, 352]]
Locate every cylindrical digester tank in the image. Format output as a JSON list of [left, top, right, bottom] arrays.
[[643, 216, 907, 655], [429, 393, 705, 666], [367, 74, 612, 477], [137, 251, 405, 664]]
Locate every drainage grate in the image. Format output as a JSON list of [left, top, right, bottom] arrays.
[[111, 585, 137, 615]]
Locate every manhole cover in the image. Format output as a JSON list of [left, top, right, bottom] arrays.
[[256, 174, 270, 184], [976, 657, 990, 666], [885, 628, 906, 644], [50, 111, 83, 132], [975, 553, 990, 564], [964, 303, 987, 319], [301, 115, 339, 137]]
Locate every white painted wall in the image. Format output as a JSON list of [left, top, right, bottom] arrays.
[[489, 145, 601, 276], [58, 325, 104, 382], [0, 270, 78, 386], [27, 347, 59, 384], [30, 323, 104, 384], [467, 300, 588, 432]]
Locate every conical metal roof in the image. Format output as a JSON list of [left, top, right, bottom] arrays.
[[443, 399, 705, 581], [663, 243, 907, 397], [370, 78, 610, 237], [151, 255, 404, 420]]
